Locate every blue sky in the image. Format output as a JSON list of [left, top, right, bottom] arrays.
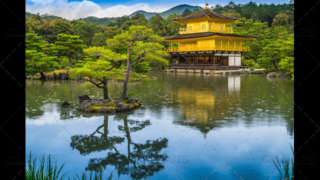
[[26, 0, 291, 20]]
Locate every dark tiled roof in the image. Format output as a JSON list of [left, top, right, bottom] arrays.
[[164, 32, 257, 40], [174, 9, 239, 21]]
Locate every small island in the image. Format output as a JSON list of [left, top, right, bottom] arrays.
[[77, 95, 141, 113]]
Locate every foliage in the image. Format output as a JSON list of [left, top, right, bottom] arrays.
[[181, 9, 192, 17], [25, 33, 60, 76], [55, 34, 85, 68], [132, 61, 150, 72], [256, 30, 293, 72]]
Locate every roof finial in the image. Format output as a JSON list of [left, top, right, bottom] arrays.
[[203, 2, 209, 9]]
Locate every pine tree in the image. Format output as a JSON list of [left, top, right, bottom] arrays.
[[106, 25, 168, 100], [55, 34, 85, 68], [25, 33, 60, 80]]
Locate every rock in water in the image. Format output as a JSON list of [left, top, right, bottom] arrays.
[[61, 101, 70, 107], [276, 72, 290, 78], [152, 77, 156, 80], [78, 95, 92, 104], [114, 100, 124, 107], [266, 72, 276, 78], [128, 98, 139, 104]]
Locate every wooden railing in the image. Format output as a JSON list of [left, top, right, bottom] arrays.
[[180, 26, 233, 34], [164, 46, 249, 52]]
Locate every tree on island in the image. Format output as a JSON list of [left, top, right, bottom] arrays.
[[106, 25, 168, 100], [55, 33, 85, 68], [69, 46, 126, 99], [25, 33, 60, 80]]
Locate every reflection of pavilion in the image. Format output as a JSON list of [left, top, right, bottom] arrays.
[[228, 75, 240, 92], [170, 75, 242, 138]]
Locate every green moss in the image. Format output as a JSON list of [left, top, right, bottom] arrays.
[[88, 105, 118, 110]]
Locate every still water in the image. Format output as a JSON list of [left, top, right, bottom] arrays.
[[26, 72, 294, 180]]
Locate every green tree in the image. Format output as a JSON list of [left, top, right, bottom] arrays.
[[278, 34, 294, 75], [182, 9, 192, 17], [70, 46, 126, 99], [52, 19, 75, 35], [147, 14, 165, 35], [91, 33, 106, 47], [131, 13, 146, 21], [271, 13, 289, 28], [73, 21, 101, 46], [55, 34, 85, 68], [38, 19, 55, 43], [256, 30, 291, 72], [106, 25, 168, 100], [25, 33, 59, 79]]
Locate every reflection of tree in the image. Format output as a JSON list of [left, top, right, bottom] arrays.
[[70, 116, 125, 154], [71, 113, 168, 179]]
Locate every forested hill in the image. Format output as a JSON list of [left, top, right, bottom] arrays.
[[26, 2, 293, 27], [26, 4, 201, 26], [129, 4, 202, 19]]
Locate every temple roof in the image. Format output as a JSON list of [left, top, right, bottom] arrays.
[[164, 32, 257, 40], [174, 9, 239, 22]]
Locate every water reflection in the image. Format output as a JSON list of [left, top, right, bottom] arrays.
[[26, 72, 294, 179], [71, 113, 169, 179]]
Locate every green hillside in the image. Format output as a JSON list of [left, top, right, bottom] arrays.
[[129, 4, 202, 19], [25, 4, 201, 26]]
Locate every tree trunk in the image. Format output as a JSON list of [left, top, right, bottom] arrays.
[[273, 60, 279, 71], [40, 72, 46, 80], [124, 116, 131, 160], [103, 78, 109, 100], [68, 57, 74, 68], [120, 49, 131, 101], [103, 116, 108, 138]]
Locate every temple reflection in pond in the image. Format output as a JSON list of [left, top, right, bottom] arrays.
[[168, 74, 242, 138]]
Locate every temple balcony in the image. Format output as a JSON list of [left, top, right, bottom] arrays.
[[164, 45, 249, 52], [179, 26, 233, 34]]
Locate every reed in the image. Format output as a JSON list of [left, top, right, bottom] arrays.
[[272, 144, 294, 180], [26, 152, 113, 180]]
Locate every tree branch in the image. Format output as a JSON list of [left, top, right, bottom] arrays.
[[89, 79, 103, 88], [105, 61, 118, 71]]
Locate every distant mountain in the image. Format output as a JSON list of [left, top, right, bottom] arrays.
[[25, 4, 203, 26], [26, 12, 66, 21], [129, 4, 202, 19]]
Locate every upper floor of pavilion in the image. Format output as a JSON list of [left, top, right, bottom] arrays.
[[174, 7, 239, 34]]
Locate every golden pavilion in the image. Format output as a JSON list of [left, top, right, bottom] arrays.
[[163, 7, 257, 70]]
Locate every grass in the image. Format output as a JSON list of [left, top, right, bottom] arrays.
[[26, 152, 113, 180], [272, 144, 294, 180]]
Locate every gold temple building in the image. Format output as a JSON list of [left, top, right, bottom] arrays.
[[163, 7, 257, 70]]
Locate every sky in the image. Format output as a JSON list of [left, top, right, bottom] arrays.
[[25, 0, 291, 20]]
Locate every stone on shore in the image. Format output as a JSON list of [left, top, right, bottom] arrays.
[[78, 95, 92, 104], [276, 72, 290, 78], [266, 72, 276, 78]]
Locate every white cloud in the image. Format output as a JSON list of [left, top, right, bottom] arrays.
[[26, 0, 170, 20]]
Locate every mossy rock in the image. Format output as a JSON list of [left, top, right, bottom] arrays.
[[78, 98, 141, 113]]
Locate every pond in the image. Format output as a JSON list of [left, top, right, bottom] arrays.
[[26, 72, 294, 180]]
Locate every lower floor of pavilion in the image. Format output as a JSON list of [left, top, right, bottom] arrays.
[[166, 51, 248, 70]]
